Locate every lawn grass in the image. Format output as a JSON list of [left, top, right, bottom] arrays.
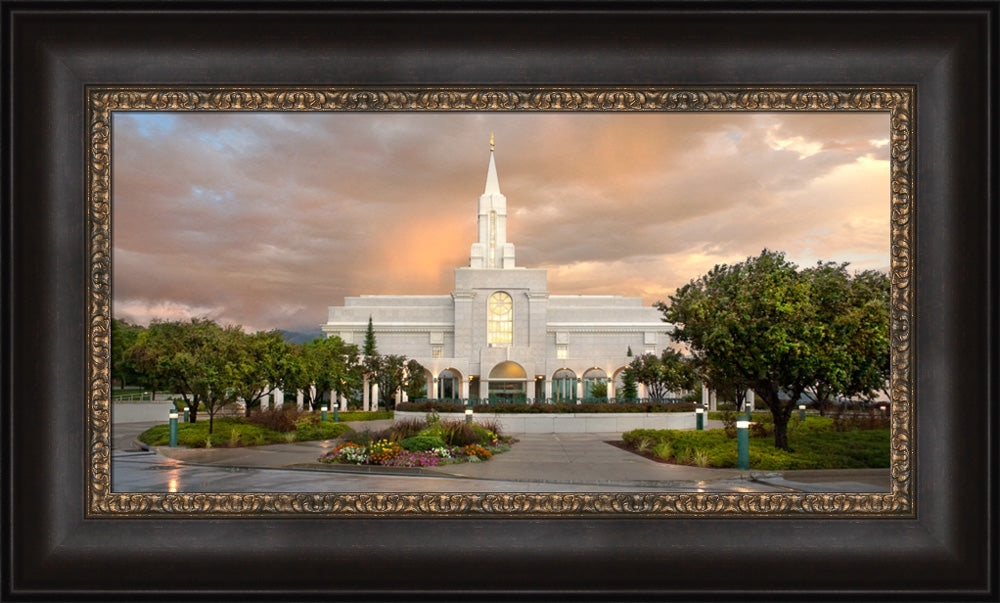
[[138, 417, 352, 448], [623, 416, 890, 470]]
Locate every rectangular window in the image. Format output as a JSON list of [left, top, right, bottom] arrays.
[[431, 345, 442, 358], [557, 344, 568, 359]]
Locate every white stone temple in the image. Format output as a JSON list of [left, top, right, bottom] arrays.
[[321, 136, 675, 403]]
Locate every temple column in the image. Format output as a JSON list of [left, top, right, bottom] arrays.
[[362, 375, 370, 411]]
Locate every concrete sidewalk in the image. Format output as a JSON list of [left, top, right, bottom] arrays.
[[135, 420, 889, 492]]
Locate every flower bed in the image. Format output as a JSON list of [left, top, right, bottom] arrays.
[[317, 416, 513, 467]]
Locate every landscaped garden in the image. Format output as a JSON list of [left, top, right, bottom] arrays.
[[138, 408, 359, 448], [620, 411, 890, 470], [319, 412, 515, 467]]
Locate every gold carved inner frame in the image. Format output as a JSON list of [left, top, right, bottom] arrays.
[[87, 87, 914, 517]]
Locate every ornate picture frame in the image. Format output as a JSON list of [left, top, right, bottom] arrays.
[[6, 4, 994, 599], [89, 86, 914, 517]]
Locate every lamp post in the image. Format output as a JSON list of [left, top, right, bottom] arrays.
[[695, 406, 704, 431], [321, 405, 328, 422], [465, 408, 473, 425], [799, 404, 807, 422], [182, 406, 189, 423], [168, 410, 179, 447], [736, 419, 749, 469]]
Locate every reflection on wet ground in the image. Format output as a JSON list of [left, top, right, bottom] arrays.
[[112, 450, 782, 494]]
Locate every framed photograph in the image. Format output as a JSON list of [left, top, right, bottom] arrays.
[[5, 3, 996, 600]]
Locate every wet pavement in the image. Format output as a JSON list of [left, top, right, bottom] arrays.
[[110, 420, 890, 494]]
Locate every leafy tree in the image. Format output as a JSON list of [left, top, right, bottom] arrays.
[[661, 249, 889, 450], [282, 336, 361, 411], [661, 250, 821, 450], [625, 349, 697, 400], [127, 318, 241, 433], [696, 357, 749, 411], [801, 263, 891, 413], [190, 325, 244, 434], [127, 319, 213, 422], [403, 359, 428, 400], [110, 318, 144, 390], [231, 330, 292, 416], [372, 354, 408, 410]]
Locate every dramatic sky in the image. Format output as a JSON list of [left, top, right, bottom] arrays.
[[112, 111, 890, 333]]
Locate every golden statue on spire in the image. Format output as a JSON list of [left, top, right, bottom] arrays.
[[490, 132, 495, 152]]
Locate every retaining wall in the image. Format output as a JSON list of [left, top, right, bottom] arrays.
[[394, 410, 696, 434], [112, 401, 177, 424]]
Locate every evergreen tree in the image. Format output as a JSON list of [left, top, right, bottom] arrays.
[[363, 316, 378, 357]]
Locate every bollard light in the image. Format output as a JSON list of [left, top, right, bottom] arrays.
[[736, 419, 749, 470], [183, 406, 189, 423], [695, 406, 705, 431], [744, 405, 752, 421], [799, 404, 807, 422], [321, 405, 328, 422], [333, 404, 339, 422], [465, 408, 473, 424], [168, 411, 179, 447]]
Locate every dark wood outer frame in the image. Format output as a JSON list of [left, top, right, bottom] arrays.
[[4, 4, 995, 600]]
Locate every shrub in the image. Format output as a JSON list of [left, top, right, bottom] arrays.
[[400, 435, 448, 452], [398, 401, 466, 413], [652, 441, 673, 460], [293, 421, 352, 442], [247, 408, 297, 433], [390, 418, 428, 441]]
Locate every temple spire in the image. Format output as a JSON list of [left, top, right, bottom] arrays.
[[484, 134, 501, 195]]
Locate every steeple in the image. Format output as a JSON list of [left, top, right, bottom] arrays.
[[469, 134, 515, 269], [484, 133, 501, 195]]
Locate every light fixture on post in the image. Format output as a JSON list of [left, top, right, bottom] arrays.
[[168, 410, 179, 447], [465, 408, 473, 424]]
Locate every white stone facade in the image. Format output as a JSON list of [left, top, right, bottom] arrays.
[[322, 141, 675, 402]]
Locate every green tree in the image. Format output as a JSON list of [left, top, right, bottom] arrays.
[[191, 324, 244, 434], [231, 329, 292, 416], [625, 349, 697, 400], [111, 318, 144, 390], [589, 381, 608, 399], [661, 250, 822, 450], [403, 359, 428, 400], [127, 319, 241, 433], [618, 363, 639, 401], [127, 319, 213, 422], [373, 354, 408, 410], [363, 316, 378, 357], [282, 337, 361, 411], [801, 263, 891, 413]]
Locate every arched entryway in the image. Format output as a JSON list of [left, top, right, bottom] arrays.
[[487, 361, 527, 402], [437, 368, 462, 400], [582, 367, 609, 401], [551, 368, 577, 402]]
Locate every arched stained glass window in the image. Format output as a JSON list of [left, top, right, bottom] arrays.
[[487, 291, 513, 346]]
